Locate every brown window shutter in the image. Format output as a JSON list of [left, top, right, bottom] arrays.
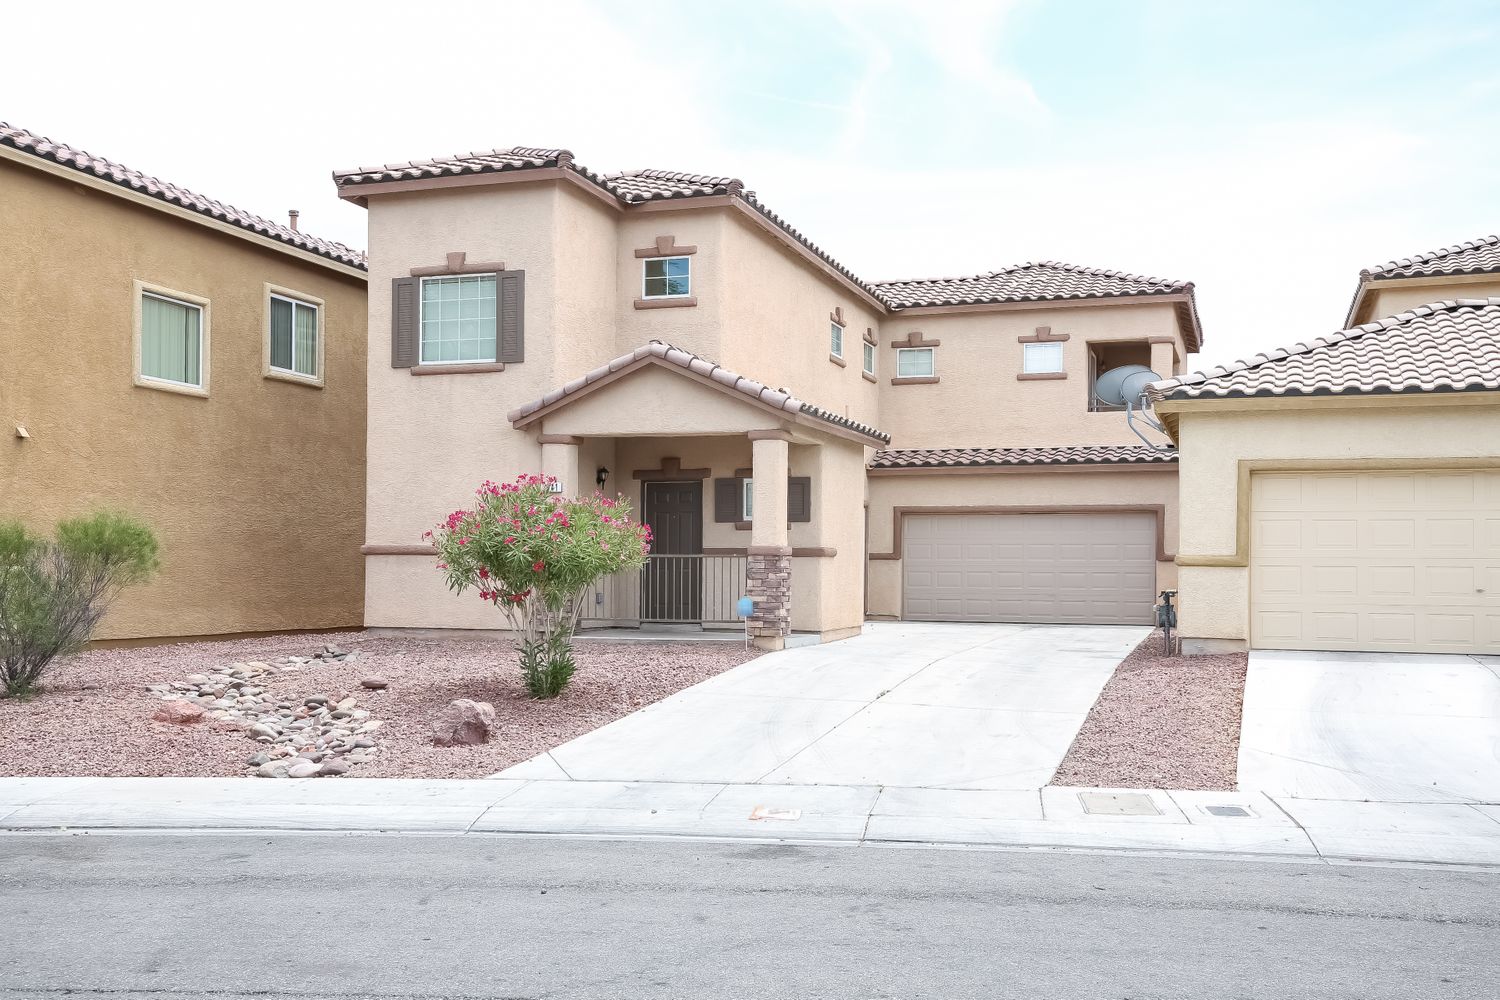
[[787, 477, 812, 522], [391, 277, 419, 368], [714, 478, 742, 523], [497, 270, 525, 363]]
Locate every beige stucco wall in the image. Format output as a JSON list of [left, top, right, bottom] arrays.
[[878, 301, 1187, 449], [1169, 395, 1500, 645], [1, 158, 368, 640], [1354, 276, 1500, 326], [865, 468, 1180, 619]]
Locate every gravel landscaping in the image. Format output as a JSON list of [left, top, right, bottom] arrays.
[[1052, 638, 1248, 791], [0, 632, 760, 779]]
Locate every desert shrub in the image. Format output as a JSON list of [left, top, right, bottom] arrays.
[[431, 475, 650, 698], [0, 512, 160, 697]]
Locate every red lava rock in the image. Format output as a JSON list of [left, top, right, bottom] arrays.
[[151, 700, 206, 725], [432, 699, 497, 746]]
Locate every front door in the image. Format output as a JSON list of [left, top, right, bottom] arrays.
[[642, 481, 703, 622]]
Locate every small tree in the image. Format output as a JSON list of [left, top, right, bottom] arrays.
[[0, 512, 160, 698], [431, 474, 651, 697]]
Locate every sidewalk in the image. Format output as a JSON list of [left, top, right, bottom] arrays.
[[4, 776, 1498, 867]]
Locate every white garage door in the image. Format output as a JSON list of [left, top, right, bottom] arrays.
[[902, 512, 1157, 625], [1251, 471, 1500, 653]]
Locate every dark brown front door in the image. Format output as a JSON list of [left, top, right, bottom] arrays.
[[642, 481, 702, 621]]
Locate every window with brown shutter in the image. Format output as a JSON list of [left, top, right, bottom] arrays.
[[498, 270, 525, 363], [714, 478, 741, 523], [715, 476, 813, 522], [390, 277, 418, 368]]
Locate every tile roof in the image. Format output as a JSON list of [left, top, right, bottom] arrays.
[[1150, 298, 1500, 401], [872, 262, 1190, 308], [334, 151, 1200, 339], [1362, 233, 1500, 280], [869, 445, 1177, 469], [2, 122, 366, 271], [506, 341, 891, 445]]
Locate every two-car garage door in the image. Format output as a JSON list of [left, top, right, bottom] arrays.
[[1251, 471, 1500, 653], [902, 512, 1157, 625]]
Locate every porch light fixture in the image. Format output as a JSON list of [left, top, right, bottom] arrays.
[[595, 466, 610, 487]]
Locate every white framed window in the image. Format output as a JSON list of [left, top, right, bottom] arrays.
[[742, 478, 754, 521], [642, 256, 691, 298], [896, 346, 934, 378], [420, 274, 497, 364], [830, 322, 844, 358], [134, 280, 209, 397], [863, 341, 876, 376], [266, 286, 324, 385], [1023, 341, 1064, 374]]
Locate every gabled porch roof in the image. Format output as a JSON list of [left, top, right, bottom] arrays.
[[506, 341, 891, 447]]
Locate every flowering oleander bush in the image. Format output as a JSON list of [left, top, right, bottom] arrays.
[[430, 474, 651, 697]]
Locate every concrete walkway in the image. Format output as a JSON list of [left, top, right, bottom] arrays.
[[499, 621, 1143, 788]]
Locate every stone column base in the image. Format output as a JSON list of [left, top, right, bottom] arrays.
[[746, 547, 791, 642]]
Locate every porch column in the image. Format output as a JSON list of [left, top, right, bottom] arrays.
[[1149, 338, 1177, 378], [538, 434, 581, 496], [747, 429, 792, 647]]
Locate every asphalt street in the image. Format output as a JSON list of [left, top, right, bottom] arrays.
[[1, 834, 1495, 999]]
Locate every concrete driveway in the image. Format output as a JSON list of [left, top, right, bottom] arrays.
[[499, 622, 1146, 790], [1239, 650, 1500, 803]]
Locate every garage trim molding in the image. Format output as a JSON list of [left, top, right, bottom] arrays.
[[869, 504, 1175, 562], [1177, 456, 1500, 568]]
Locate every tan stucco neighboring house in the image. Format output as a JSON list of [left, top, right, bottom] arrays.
[[1, 123, 370, 642], [335, 146, 1202, 648], [1151, 298, 1500, 656]]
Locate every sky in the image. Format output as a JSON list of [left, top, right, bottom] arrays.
[[6, 0, 1499, 367]]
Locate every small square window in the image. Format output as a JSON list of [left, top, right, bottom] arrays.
[[863, 341, 876, 376], [742, 478, 754, 521], [140, 291, 204, 388], [1024, 341, 1064, 374], [897, 347, 934, 378], [269, 294, 320, 379], [830, 322, 844, 358], [643, 256, 691, 298]]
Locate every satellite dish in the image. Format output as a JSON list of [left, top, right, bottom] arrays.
[[1094, 364, 1174, 453], [1093, 364, 1162, 408]]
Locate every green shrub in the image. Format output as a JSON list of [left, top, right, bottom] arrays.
[[0, 512, 160, 697]]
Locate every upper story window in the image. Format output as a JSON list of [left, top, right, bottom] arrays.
[[268, 292, 321, 382], [642, 256, 691, 299], [863, 341, 876, 376], [135, 282, 209, 396], [830, 321, 844, 358], [742, 478, 754, 521], [897, 346, 934, 378], [1023, 341, 1064, 374], [420, 274, 497, 364]]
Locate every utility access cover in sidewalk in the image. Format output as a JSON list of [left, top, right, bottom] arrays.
[[1078, 792, 1161, 816]]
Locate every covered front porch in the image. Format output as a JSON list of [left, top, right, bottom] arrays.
[[507, 343, 888, 649]]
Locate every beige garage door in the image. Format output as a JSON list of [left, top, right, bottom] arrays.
[[902, 512, 1157, 624], [1251, 471, 1500, 653]]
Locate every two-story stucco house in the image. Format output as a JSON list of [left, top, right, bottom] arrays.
[[2, 123, 369, 643], [336, 147, 1202, 649]]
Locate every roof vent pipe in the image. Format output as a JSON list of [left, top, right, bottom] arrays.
[[288, 209, 300, 231]]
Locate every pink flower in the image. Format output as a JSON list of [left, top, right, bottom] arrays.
[[478, 567, 489, 580], [532, 561, 545, 572]]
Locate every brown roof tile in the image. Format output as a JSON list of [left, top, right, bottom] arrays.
[[3, 122, 366, 270], [506, 341, 891, 445], [873, 261, 1190, 307], [1150, 298, 1500, 401], [1363, 233, 1500, 280], [869, 445, 1176, 469]]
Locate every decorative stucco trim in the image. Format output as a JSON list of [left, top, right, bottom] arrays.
[[634, 235, 698, 258], [747, 429, 795, 442], [889, 331, 941, 349], [633, 296, 698, 310], [863, 328, 879, 347], [1016, 372, 1067, 381], [869, 504, 1174, 563], [830, 306, 846, 326], [704, 546, 837, 558], [747, 544, 793, 556], [862, 371, 878, 384], [828, 353, 847, 368], [361, 544, 438, 556], [1176, 457, 1500, 568], [1147, 335, 1178, 345], [411, 362, 505, 375], [410, 252, 506, 277], [1018, 326, 1069, 343], [537, 434, 583, 445], [631, 457, 711, 481], [891, 376, 940, 385]]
